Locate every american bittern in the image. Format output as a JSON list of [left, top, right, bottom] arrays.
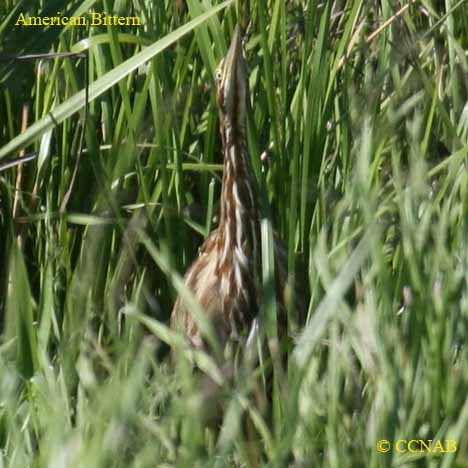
[[171, 26, 289, 353]]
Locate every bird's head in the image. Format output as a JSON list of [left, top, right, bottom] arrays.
[[215, 25, 247, 127]]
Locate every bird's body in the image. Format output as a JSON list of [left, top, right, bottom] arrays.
[[171, 26, 289, 351]]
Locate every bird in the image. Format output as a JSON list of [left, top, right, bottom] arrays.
[[171, 25, 291, 357]]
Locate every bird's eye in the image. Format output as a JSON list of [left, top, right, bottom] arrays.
[[215, 69, 222, 82]]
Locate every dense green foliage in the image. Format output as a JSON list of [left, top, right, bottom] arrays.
[[1, 0, 467, 466]]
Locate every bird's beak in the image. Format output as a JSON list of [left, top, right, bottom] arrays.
[[222, 25, 246, 108], [224, 25, 243, 76]]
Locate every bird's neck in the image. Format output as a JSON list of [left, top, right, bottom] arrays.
[[216, 118, 260, 332], [217, 121, 259, 264]]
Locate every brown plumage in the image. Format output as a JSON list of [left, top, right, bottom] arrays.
[[171, 26, 290, 353]]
